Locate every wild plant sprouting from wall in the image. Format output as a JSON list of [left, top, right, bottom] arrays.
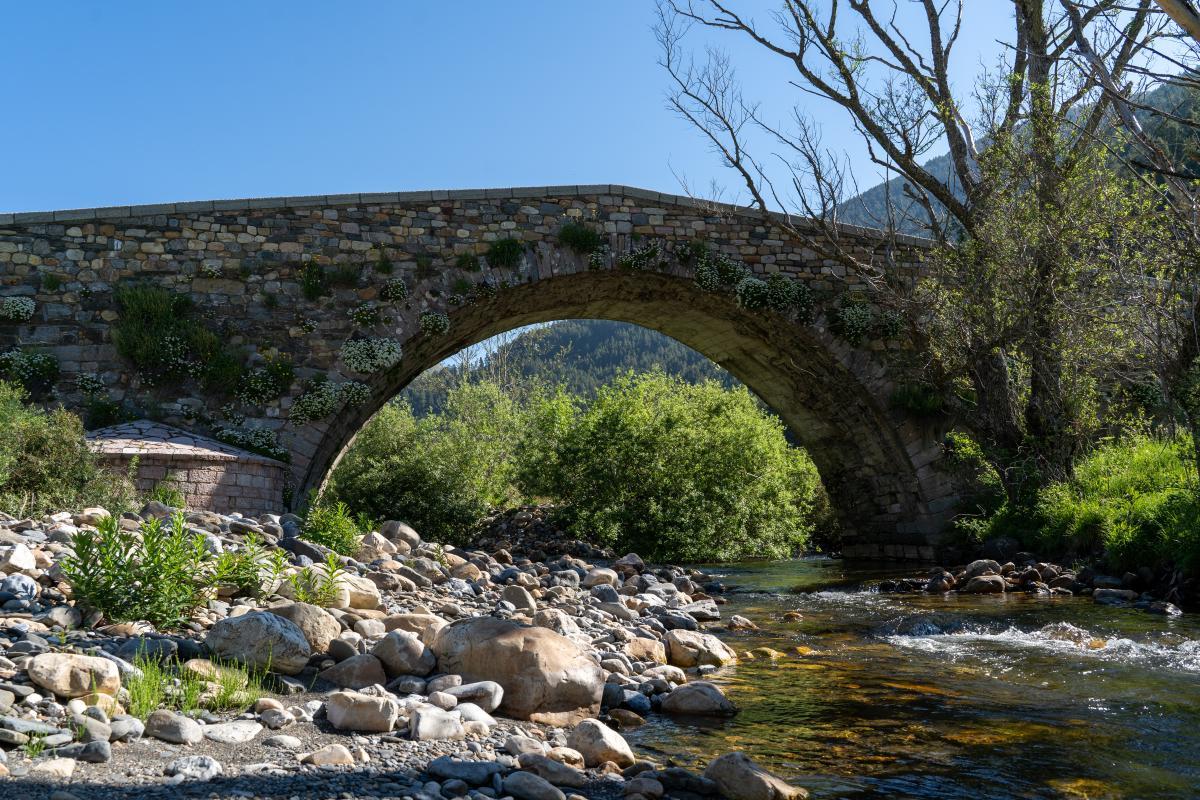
[[0, 297, 36, 322], [380, 279, 409, 302], [419, 311, 451, 337], [340, 338, 402, 374], [289, 378, 371, 424]]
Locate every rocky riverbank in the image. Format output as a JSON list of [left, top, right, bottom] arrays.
[[875, 554, 1187, 615], [0, 503, 806, 800]]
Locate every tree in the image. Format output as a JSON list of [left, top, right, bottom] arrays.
[[658, 1, 1174, 501]]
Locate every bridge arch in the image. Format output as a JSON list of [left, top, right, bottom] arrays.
[[0, 185, 954, 559]]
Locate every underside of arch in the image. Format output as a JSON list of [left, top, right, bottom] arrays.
[[303, 269, 954, 556]]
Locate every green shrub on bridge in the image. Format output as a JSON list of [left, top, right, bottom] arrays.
[[113, 285, 244, 390]]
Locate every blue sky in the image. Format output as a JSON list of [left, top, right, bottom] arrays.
[[1, 2, 1011, 212]]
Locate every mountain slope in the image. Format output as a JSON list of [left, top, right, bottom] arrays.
[[402, 320, 738, 416]]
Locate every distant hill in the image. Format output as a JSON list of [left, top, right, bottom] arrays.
[[837, 82, 1200, 236], [402, 320, 738, 416]]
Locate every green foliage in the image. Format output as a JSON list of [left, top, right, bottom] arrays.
[[452, 278, 473, 296], [834, 302, 873, 346], [420, 311, 451, 337], [236, 355, 294, 406], [301, 261, 327, 300], [39, 273, 62, 292], [617, 242, 660, 271], [456, 253, 481, 272], [289, 378, 370, 424], [61, 513, 211, 628], [533, 372, 818, 561], [487, 238, 523, 269], [0, 348, 59, 397], [285, 551, 347, 605], [0, 382, 138, 517], [375, 250, 394, 275], [214, 425, 290, 462], [303, 500, 364, 555], [381, 278, 409, 302], [147, 477, 186, 508], [558, 222, 603, 254], [349, 302, 380, 328], [328, 382, 524, 544], [113, 285, 243, 389], [1030, 435, 1200, 572], [891, 383, 944, 416], [214, 533, 287, 599], [735, 276, 770, 310], [126, 651, 267, 719]]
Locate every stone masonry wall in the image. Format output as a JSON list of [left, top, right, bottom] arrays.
[[0, 185, 951, 559]]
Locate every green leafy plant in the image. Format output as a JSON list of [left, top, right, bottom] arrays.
[[420, 311, 451, 337], [303, 500, 363, 555], [112, 285, 243, 389], [375, 250, 394, 275], [349, 302, 380, 327], [558, 222, 603, 254], [380, 279, 409, 302], [487, 238, 523, 269], [301, 261, 327, 300], [834, 299, 873, 346], [214, 425, 290, 462], [0, 297, 35, 322], [618, 242, 660, 271], [39, 273, 62, 292], [456, 253, 481, 272], [236, 355, 294, 406], [735, 276, 770, 310], [285, 552, 348, 606], [147, 476, 186, 508], [415, 254, 435, 279], [0, 381, 138, 517], [22, 732, 47, 758], [61, 512, 211, 628], [0, 348, 59, 397], [891, 382, 944, 416]]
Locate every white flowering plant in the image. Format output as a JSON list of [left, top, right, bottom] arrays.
[[340, 338, 402, 374], [289, 379, 371, 424], [0, 297, 36, 322], [419, 311, 451, 337], [215, 425, 290, 462]]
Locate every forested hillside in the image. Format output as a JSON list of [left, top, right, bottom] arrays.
[[402, 320, 738, 416]]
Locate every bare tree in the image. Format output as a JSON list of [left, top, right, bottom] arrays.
[[658, 0, 1174, 499]]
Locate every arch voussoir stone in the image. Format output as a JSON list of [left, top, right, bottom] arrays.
[[0, 185, 954, 560]]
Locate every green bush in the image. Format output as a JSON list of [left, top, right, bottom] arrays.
[[327, 382, 524, 544], [531, 372, 818, 562], [303, 500, 364, 555], [147, 477, 186, 508], [487, 238, 523, 269], [62, 513, 211, 627], [0, 381, 138, 517], [558, 222, 603, 254], [1029, 435, 1200, 572], [113, 285, 243, 389], [0, 348, 59, 397]]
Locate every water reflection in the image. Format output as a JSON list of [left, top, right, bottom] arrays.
[[627, 558, 1200, 799]]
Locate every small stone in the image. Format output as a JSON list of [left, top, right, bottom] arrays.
[[165, 754, 223, 781], [303, 743, 356, 766], [145, 709, 203, 745], [566, 718, 635, 767], [202, 720, 262, 744], [504, 770, 567, 800]]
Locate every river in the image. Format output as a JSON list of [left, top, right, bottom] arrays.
[[626, 558, 1200, 799]]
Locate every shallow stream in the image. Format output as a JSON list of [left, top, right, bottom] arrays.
[[627, 558, 1200, 799]]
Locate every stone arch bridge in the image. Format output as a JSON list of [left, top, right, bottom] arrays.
[[0, 185, 955, 560]]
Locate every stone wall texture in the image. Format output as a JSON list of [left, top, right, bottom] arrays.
[[0, 185, 954, 560]]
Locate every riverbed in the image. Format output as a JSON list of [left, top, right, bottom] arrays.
[[628, 558, 1200, 799]]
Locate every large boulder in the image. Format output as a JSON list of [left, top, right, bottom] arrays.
[[266, 602, 342, 653], [703, 752, 808, 800], [665, 629, 737, 668], [432, 617, 604, 725], [661, 681, 737, 716], [325, 690, 400, 733], [961, 575, 1006, 594], [204, 611, 311, 675], [27, 653, 120, 698], [384, 612, 448, 644], [565, 718, 635, 767], [318, 654, 387, 689], [381, 520, 421, 549], [373, 631, 436, 677]]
